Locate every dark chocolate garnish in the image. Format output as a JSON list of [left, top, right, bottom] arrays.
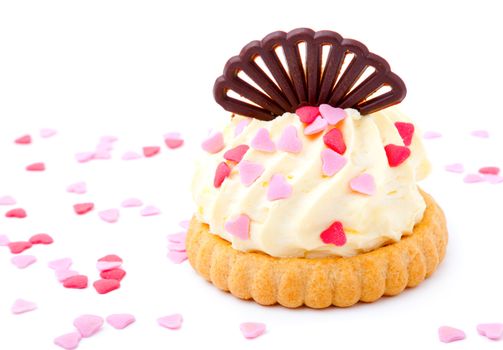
[[213, 28, 406, 120]]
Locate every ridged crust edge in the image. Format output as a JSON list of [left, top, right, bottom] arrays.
[[186, 191, 447, 308]]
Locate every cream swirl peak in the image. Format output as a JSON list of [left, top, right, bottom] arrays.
[[192, 106, 430, 258]]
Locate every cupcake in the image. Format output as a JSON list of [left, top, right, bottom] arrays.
[[187, 28, 447, 308]]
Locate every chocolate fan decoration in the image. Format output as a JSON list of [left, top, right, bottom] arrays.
[[213, 28, 406, 121]]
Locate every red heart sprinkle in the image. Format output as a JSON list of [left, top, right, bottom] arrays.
[[26, 162, 45, 171], [323, 128, 346, 154], [29, 233, 54, 245], [143, 146, 160, 157], [63, 275, 88, 289], [93, 279, 120, 294], [394, 122, 414, 146], [5, 208, 27, 218], [73, 203, 94, 215], [214, 162, 231, 188], [98, 254, 123, 263], [15, 135, 32, 145], [384, 144, 411, 167], [479, 166, 500, 175], [100, 268, 126, 281], [8, 241, 33, 254], [320, 221, 346, 246], [224, 145, 249, 163], [296, 106, 320, 124]]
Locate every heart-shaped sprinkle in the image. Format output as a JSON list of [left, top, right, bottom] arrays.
[[384, 144, 410, 167], [277, 125, 302, 153], [238, 161, 264, 187], [484, 174, 503, 184], [56, 269, 79, 282], [93, 279, 120, 294], [29, 233, 54, 245], [96, 261, 122, 271], [296, 106, 319, 124], [15, 134, 32, 145], [106, 314, 136, 329], [251, 128, 276, 152], [164, 132, 184, 149], [423, 131, 442, 139], [304, 116, 328, 135], [40, 128, 57, 138], [167, 250, 188, 264], [49, 258, 73, 270], [350, 173, 376, 195], [11, 255, 37, 269], [319, 104, 346, 125], [168, 232, 187, 243], [75, 152, 95, 163], [320, 221, 346, 246], [143, 146, 160, 157], [0, 234, 9, 246], [394, 122, 414, 146], [224, 144, 249, 163], [477, 323, 503, 340], [121, 151, 142, 160], [8, 241, 33, 254], [66, 182, 87, 194], [479, 166, 500, 175], [98, 208, 120, 223], [140, 205, 161, 216], [98, 254, 123, 263], [54, 332, 82, 350], [202, 131, 225, 153], [321, 149, 347, 176], [267, 174, 292, 201], [121, 198, 143, 207], [26, 162, 45, 171], [11, 299, 37, 314], [6, 208, 27, 218], [0, 195, 16, 205], [100, 268, 126, 281], [168, 241, 186, 252], [445, 163, 464, 173], [235, 119, 250, 136], [240, 322, 266, 339], [214, 162, 231, 188], [438, 326, 466, 343], [158, 314, 183, 330], [323, 128, 346, 154], [93, 149, 111, 160], [73, 203, 94, 215], [224, 214, 250, 240], [73, 314, 104, 338], [63, 275, 88, 289], [463, 174, 484, 183], [471, 129, 489, 138]]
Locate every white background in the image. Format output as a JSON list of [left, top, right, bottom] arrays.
[[1, 0, 503, 349]]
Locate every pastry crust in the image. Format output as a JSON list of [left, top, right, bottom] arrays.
[[186, 191, 447, 308]]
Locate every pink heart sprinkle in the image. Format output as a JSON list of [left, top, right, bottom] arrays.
[[40, 128, 57, 138], [471, 129, 489, 138], [0, 195, 16, 205], [96, 261, 122, 271], [267, 174, 292, 201], [321, 149, 347, 176], [106, 314, 136, 330], [164, 132, 184, 149], [484, 174, 503, 184], [56, 269, 79, 282], [350, 173, 376, 195], [240, 322, 266, 339], [304, 115, 328, 135], [319, 104, 346, 125], [73, 314, 104, 338], [11, 299, 37, 314], [94, 149, 111, 160], [225, 214, 250, 240], [423, 131, 442, 139], [122, 151, 142, 160], [121, 198, 143, 207], [201, 131, 225, 154], [477, 323, 503, 340], [98, 208, 120, 223], [11, 255, 37, 269], [167, 250, 188, 264], [251, 128, 276, 152], [463, 174, 484, 183], [54, 332, 82, 350], [0, 234, 9, 246], [479, 166, 500, 175], [158, 314, 183, 330], [168, 241, 186, 252], [141, 205, 161, 216], [168, 232, 187, 243], [238, 160, 264, 187], [235, 119, 250, 136], [75, 152, 95, 163], [66, 182, 87, 194], [445, 163, 464, 173], [48, 258, 73, 271], [277, 125, 302, 154], [438, 326, 466, 343]]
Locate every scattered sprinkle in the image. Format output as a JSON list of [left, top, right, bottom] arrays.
[[224, 144, 249, 163], [40, 128, 57, 138], [164, 132, 184, 149], [96, 261, 122, 271], [75, 152, 95, 163], [394, 122, 414, 146], [463, 174, 484, 183], [54, 332, 82, 350], [98, 208, 120, 223], [93, 279, 120, 294], [11, 255, 37, 269], [267, 174, 292, 201], [484, 174, 503, 184], [444, 163, 464, 173], [0, 234, 10, 246], [167, 250, 188, 264], [168, 232, 187, 243], [304, 115, 328, 135], [158, 314, 183, 330], [98, 254, 123, 263], [26, 162, 45, 171], [56, 269, 79, 282], [349, 173, 376, 195], [73, 203, 94, 215], [143, 146, 161, 157], [49, 258, 73, 271], [438, 326, 466, 343], [423, 131, 442, 139], [29, 233, 54, 245], [66, 182, 87, 194], [479, 166, 500, 175], [319, 104, 346, 125], [5, 208, 27, 218], [251, 128, 276, 152], [0, 195, 16, 205], [100, 268, 126, 281], [122, 151, 142, 160], [8, 241, 32, 254], [214, 162, 231, 188], [106, 314, 136, 329], [277, 125, 302, 154], [323, 128, 346, 154], [121, 198, 143, 207], [235, 119, 250, 136], [73, 314, 104, 338], [477, 323, 503, 340], [11, 299, 37, 314], [238, 160, 264, 187], [240, 322, 266, 339], [471, 130, 489, 138], [224, 214, 250, 240], [321, 149, 347, 176], [140, 205, 161, 216], [296, 106, 319, 124], [384, 144, 410, 167], [320, 221, 346, 246], [15, 134, 32, 145], [63, 275, 88, 289], [168, 241, 186, 252], [201, 131, 225, 153]]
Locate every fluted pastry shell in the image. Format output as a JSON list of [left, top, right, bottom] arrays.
[[186, 191, 447, 309]]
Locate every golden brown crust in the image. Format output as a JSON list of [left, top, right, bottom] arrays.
[[186, 191, 447, 308]]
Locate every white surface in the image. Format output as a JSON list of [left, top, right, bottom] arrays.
[[1, 0, 503, 349]]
